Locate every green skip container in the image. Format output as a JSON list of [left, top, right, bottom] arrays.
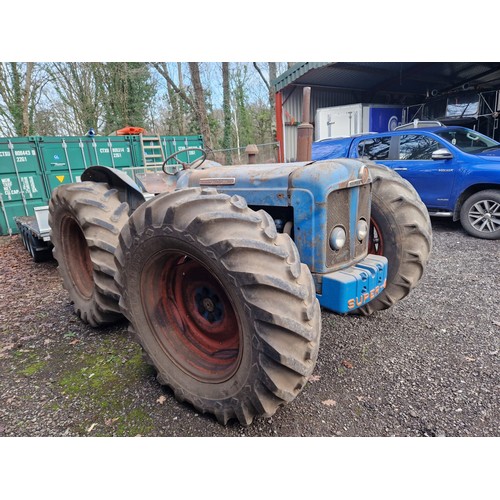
[[0, 133, 204, 236]]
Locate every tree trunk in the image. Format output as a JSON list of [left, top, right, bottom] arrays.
[[22, 62, 33, 135], [188, 62, 213, 150], [268, 62, 277, 140], [9, 63, 23, 135], [222, 62, 232, 164], [253, 62, 277, 141], [177, 62, 186, 135]]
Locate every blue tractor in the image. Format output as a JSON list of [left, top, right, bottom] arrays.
[[48, 149, 432, 425]]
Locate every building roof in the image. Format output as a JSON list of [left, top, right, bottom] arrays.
[[273, 62, 500, 97]]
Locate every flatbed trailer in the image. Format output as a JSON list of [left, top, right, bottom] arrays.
[[14, 206, 53, 262]]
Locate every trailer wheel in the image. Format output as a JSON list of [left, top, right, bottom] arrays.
[[26, 232, 52, 263], [357, 163, 432, 315], [115, 188, 321, 425], [48, 182, 130, 327], [20, 226, 29, 250]]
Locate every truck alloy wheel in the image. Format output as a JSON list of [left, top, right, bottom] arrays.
[[48, 182, 130, 327], [460, 190, 500, 240], [115, 187, 321, 425]]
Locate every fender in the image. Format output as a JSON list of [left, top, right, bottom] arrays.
[[81, 165, 146, 214]]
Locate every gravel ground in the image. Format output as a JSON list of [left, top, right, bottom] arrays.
[[0, 217, 498, 438]]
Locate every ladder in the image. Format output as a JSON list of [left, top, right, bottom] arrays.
[[140, 134, 165, 169]]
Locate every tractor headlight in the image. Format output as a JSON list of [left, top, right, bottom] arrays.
[[356, 218, 368, 241], [329, 226, 346, 250]]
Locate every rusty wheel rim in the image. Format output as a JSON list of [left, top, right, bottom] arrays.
[[141, 252, 241, 383], [61, 216, 94, 299], [368, 217, 384, 255]]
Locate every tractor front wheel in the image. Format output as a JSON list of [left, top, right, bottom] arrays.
[[359, 163, 432, 315]]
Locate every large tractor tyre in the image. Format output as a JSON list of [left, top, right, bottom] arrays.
[[115, 187, 321, 426], [459, 189, 500, 240], [48, 182, 130, 327], [357, 163, 432, 316]]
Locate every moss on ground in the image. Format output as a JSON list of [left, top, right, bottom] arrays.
[[8, 330, 159, 436], [20, 359, 47, 377], [3, 334, 155, 436], [57, 338, 155, 435], [15, 350, 47, 376]]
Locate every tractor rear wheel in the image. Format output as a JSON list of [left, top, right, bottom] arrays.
[[359, 163, 432, 315], [115, 187, 321, 425], [48, 182, 130, 327]]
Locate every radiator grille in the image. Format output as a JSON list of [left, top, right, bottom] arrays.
[[326, 184, 371, 270]]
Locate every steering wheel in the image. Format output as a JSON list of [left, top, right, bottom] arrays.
[[162, 148, 207, 175]]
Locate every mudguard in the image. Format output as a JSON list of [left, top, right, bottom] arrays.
[[81, 165, 146, 214]]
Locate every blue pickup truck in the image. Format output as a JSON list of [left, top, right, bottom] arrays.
[[312, 122, 500, 239]]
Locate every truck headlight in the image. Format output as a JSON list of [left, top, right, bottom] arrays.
[[329, 226, 346, 250], [356, 218, 368, 241]]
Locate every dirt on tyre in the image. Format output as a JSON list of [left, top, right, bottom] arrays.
[[48, 181, 130, 327], [358, 163, 432, 315], [459, 189, 500, 240], [115, 187, 321, 426]]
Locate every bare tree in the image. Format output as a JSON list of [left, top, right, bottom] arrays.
[[151, 62, 195, 108], [188, 62, 213, 150], [151, 62, 198, 136], [176, 62, 186, 135], [47, 62, 104, 134], [153, 62, 213, 148], [253, 62, 277, 139], [0, 62, 48, 136]]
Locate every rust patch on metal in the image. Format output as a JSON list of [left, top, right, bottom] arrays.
[[135, 173, 178, 194]]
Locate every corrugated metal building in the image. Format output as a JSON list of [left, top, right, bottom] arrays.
[[273, 62, 500, 161]]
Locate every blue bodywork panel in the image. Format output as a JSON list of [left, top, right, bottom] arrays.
[[288, 159, 369, 272], [185, 159, 371, 273], [182, 162, 296, 207], [182, 159, 377, 314]]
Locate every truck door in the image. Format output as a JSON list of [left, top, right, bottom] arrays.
[[381, 133, 455, 210]]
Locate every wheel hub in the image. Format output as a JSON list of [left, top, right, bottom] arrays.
[[142, 253, 241, 382], [195, 286, 224, 323], [202, 298, 215, 312], [469, 200, 500, 232]]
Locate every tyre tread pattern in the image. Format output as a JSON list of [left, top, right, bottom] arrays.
[[116, 188, 321, 425], [48, 181, 129, 327], [358, 163, 432, 315]]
